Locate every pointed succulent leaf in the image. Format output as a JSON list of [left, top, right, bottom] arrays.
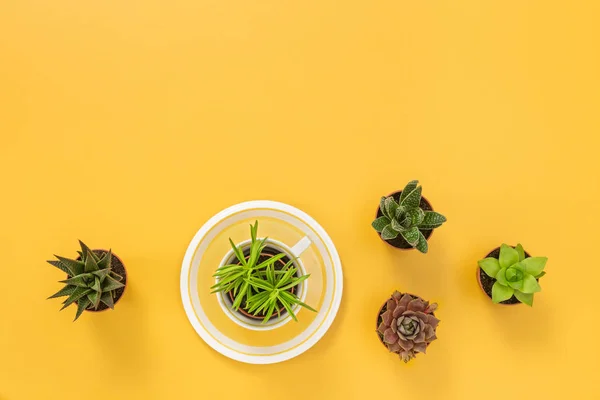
[[384, 197, 399, 220], [521, 257, 547, 276], [406, 208, 425, 227], [478, 257, 501, 278], [74, 297, 91, 321], [84, 252, 100, 273], [400, 185, 422, 209], [79, 241, 99, 262], [391, 218, 406, 232], [372, 216, 391, 232], [379, 197, 387, 218], [60, 274, 94, 288], [87, 290, 101, 309], [381, 225, 399, 240], [399, 180, 418, 204], [514, 290, 534, 306], [100, 291, 115, 309], [90, 277, 102, 292], [499, 244, 519, 269], [400, 227, 420, 246], [61, 287, 92, 309], [91, 268, 111, 283], [48, 285, 77, 299], [55, 256, 85, 276], [419, 211, 447, 229], [395, 205, 405, 220], [97, 250, 112, 270], [521, 274, 541, 294], [535, 271, 546, 279], [102, 275, 125, 292], [491, 282, 514, 303], [47, 260, 75, 276], [516, 243, 526, 261], [495, 267, 508, 286], [415, 230, 428, 253]]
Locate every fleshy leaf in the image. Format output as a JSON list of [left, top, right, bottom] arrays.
[[499, 244, 519, 269], [516, 243, 526, 261], [521, 274, 541, 294], [495, 267, 508, 286], [492, 282, 514, 303], [102, 275, 125, 292], [379, 197, 387, 218], [60, 274, 93, 288], [48, 285, 77, 299], [399, 180, 418, 204], [381, 225, 399, 240], [400, 227, 420, 246], [415, 230, 428, 253], [84, 252, 100, 273], [514, 291, 533, 306], [55, 256, 85, 276], [91, 268, 111, 283], [521, 257, 547, 276], [100, 291, 115, 309], [478, 258, 501, 278], [391, 218, 406, 232], [74, 297, 91, 321], [406, 208, 425, 226], [79, 241, 99, 262], [400, 186, 422, 208], [61, 287, 92, 310], [372, 216, 391, 232], [97, 250, 112, 270], [419, 211, 447, 229], [47, 260, 75, 276], [384, 197, 399, 221]]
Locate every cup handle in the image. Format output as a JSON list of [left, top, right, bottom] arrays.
[[290, 236, 312, 259]]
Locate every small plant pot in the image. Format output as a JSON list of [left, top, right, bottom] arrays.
[[477, 246, 530, 305], [73, 249, 127, 312], [375, 191, 434, 250], [227, 251, 297, 320]]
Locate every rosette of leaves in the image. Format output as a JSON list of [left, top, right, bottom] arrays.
[[244, 259, 316, 323], [371, 180, 446, 253], [47, 241, 125, 321], [211, 221, 286, 311], [478, 243, 547, 306], [377, 291, 440, 362]]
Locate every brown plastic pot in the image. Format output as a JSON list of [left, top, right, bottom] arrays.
[[375, 190, 435, 250], [226, 253, 297, 321], [476, 246, 531, 306], [73, 249, 127, 313]]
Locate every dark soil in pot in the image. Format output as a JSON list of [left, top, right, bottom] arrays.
[[227, 246, 298, 320], [73, 249, 127, 312], [478, 247, 531, 305], [376, 191, 434, 249]]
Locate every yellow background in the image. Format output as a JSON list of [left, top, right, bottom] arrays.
[[1, 0, 599, 399]]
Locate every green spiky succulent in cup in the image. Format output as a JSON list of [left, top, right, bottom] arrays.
[[478, 243, 547, 306]]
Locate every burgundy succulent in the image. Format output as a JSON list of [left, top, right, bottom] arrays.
[[377, 291, 440, 362]]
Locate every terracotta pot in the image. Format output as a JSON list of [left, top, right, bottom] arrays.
[[375, 190, 435, 250], [476, 246, 531, 306], [73, 249, 127, 313], [226, 252, 297, 321]]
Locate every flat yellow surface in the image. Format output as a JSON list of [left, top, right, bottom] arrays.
[[1, 1, 599, 399]]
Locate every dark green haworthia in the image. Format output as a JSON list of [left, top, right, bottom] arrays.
[[47, 241, 125, 321], [372, 180, 447, 253]]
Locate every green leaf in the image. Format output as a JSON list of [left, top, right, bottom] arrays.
[[384, 197, 399, 221], [406, 208, 425, 227], [391, 218, 406, 232], [521, 257, 547, 276], [262, 302, 277, 324], [415, 230, 428, 253], [399, 180, 418, 204], [232, 281, 248, 310], [492, 282, 514, 303], [55, 256, 85, 276], [478, 258, 501, 278], [508, 278, 523, 290], [210, 271, 245, 290], [102, 275, 125, 292], [97, 250, 112, 270], [419, 211, 447, 229], [280, 291, 317, 312], [48, 285, 77, 299], [61, 287, 92, 310], [255, 254, 286, 270], [400, 185, 422, 208], [229, 238, 247, 267], [100, 291, 115, 309], [74, 297, 91, 321], [395, 206, 405, 220], [60, 274, 94, 288], [372, 216, 391, 232], [47, 259, 73, 276], [499, 244, 519, 269], [381, 225, 399, 240], [279, 274, 310, 291], [79, 241, 99, 262], [495, 267, 508, 286], [91, 268, 111, 283], [84, 252, 100, 273], [535, 271, 546, 279], [400, 227, 420, 246], [514, 290, 533, 306], [521, 274, 541, 294], [246, 277, 273, 291], [87, 290, 101, 309], [516, 244, 526, 261], [280, 297, 298, 322], [379, 197, 387, 218]]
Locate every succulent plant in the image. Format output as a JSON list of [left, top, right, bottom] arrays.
[[377, 291, 440, 362], [211, 221, 316, 323], [47, 241, 125, 321], [372, 180, 446, 253], [478, 243, 547, 306]]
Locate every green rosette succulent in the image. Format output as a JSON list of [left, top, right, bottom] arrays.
[[371, 180, 446, 253], [478, 243, 547, 306]]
